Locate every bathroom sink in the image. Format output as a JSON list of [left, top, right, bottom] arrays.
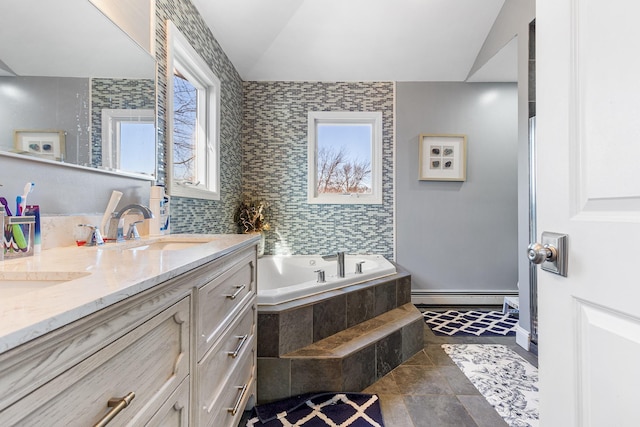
[[0, 271, 91, 297], [127, 241, 207, 251], [99, 236, 218, 252]]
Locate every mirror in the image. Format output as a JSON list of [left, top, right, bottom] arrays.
[[0, 0, 157, 178]]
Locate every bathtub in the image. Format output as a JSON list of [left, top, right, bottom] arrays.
[[257, 254, 397, 305]]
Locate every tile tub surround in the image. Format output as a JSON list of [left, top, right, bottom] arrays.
[[257, 271, 412, 357], [242, 81, 395, 258], [256, 270, 423, 403]]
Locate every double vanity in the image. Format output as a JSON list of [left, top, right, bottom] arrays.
[[0, 234, 259, 426]]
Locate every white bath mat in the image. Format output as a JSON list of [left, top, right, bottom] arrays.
[[442, 344, 539, 427]]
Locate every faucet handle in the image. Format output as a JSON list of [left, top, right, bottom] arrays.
[[78, 224, 104, 246], [314, 269, 326, 283], [127, 221, 143, 240], [355, 261, 365, 274]]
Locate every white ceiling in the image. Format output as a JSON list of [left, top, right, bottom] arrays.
[[191, 0, 515, 82]]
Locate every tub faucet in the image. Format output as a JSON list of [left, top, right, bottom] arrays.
[[322, 251, 346, 278], [108, 204, 153, 242]]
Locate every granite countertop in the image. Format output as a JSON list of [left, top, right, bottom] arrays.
[[0, 233, 258, 355]]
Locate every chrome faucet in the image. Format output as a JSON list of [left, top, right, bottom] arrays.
[[78, 224, 104, 246], [108, 204, 153, 242], [322, 251, 346, 278]]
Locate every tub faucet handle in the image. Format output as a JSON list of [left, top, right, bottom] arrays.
[[355, 261, 365, 274], [314, 269, 326, 283]]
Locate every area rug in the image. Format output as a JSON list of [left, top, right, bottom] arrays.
[[442, 344, 539, 427], [246, 392, 384, 426], [423, 310, 518, 336]]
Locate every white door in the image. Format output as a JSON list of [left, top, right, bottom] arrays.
[[537, 1, 640, 426]]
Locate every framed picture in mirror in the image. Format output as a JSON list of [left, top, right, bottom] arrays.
[[14, 130, 66, 161], [418, 134, 467, 181]]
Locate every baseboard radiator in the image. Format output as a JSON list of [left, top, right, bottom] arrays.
[[411, 290, 518, 306]]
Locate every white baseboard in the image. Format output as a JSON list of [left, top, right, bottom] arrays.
[[516, 325, 530, 351], [411, 292, 516, 306]]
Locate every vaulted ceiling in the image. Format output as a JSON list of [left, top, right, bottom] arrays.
[[191, 0, 514, 82]]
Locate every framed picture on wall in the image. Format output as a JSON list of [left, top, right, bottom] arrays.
[[14, 130, 66, 161], [418, 134, 467, 181]]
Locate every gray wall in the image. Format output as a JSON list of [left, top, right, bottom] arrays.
[[476, 0, 535, 342], [0, 154, 151, 215], [396, 82, 518, 295]]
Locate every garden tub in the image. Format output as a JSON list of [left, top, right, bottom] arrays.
[[257, 254, 396, 305]]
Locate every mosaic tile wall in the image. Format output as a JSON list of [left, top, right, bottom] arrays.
[[90, 78, 155, 167], [155, 0, 244, 233], [242, 82, 395, 259]]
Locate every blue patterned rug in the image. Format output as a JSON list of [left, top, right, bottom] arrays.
[[443, 344, 539, 427], [246, 393, 384, 426], [423, 310, 518, 336]]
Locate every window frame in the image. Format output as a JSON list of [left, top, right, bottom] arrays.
[[307, 111, 383, 204], [101, 108, 156, 176], [166, 20, 221, 201]]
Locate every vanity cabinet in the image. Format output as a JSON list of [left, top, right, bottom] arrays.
[[0, 242, 257, 427]]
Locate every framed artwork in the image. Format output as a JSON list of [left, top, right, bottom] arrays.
[[418, 134, 467, 181], [14, 130, 66, 161]]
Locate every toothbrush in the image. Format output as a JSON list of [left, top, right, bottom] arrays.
[[0, 197, 11, 215], [18, 182, 35, 216]]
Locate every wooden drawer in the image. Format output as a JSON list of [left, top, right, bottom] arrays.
[[196, 300, 256, 423], [199, 343, 256, 427], [0, 297, 190, 427], [146, 377, 190, 427], [196, 250, 256, 359]]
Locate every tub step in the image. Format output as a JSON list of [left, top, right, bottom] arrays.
[[257, 303, 424, 403]]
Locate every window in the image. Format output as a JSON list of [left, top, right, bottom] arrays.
[[166, 20, 220, 200], [101, 108, 156, 176], [307, 111, 383, 204]]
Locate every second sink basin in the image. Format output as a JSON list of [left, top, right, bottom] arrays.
[[128, 241, 206, 251]]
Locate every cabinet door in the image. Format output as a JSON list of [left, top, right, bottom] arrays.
[[0, 297, 190, 427]]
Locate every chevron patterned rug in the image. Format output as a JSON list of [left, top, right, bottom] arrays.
[[423, 310, 518, 336], [246, 393, 384, 427]]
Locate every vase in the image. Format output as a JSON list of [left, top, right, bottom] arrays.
[[248, 231, 265, 257]]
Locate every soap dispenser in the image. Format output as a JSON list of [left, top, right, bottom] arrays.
[[149, 185, 164, 236]]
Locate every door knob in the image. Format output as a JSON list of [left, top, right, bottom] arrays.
[[528, 232, 568, 277], [527, 242, 557, 264]]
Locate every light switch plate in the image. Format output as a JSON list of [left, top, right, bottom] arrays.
[[541, 231, 568, 277]]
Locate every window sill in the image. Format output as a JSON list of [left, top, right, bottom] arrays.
[[169, 183, 220, 201], [307, 193, 382, 205]]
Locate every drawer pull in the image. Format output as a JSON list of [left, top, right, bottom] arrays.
[[227, 384, 248, 416], [227, 334, 249, 358], [94, 392, 135, 427], [225, 284, 246, 300]]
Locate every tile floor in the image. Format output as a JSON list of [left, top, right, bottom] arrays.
[[243, 308, 538, 427], [363, 315, 538, 427]]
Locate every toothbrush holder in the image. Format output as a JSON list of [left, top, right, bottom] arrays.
[[3, 215, 36, 259]]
